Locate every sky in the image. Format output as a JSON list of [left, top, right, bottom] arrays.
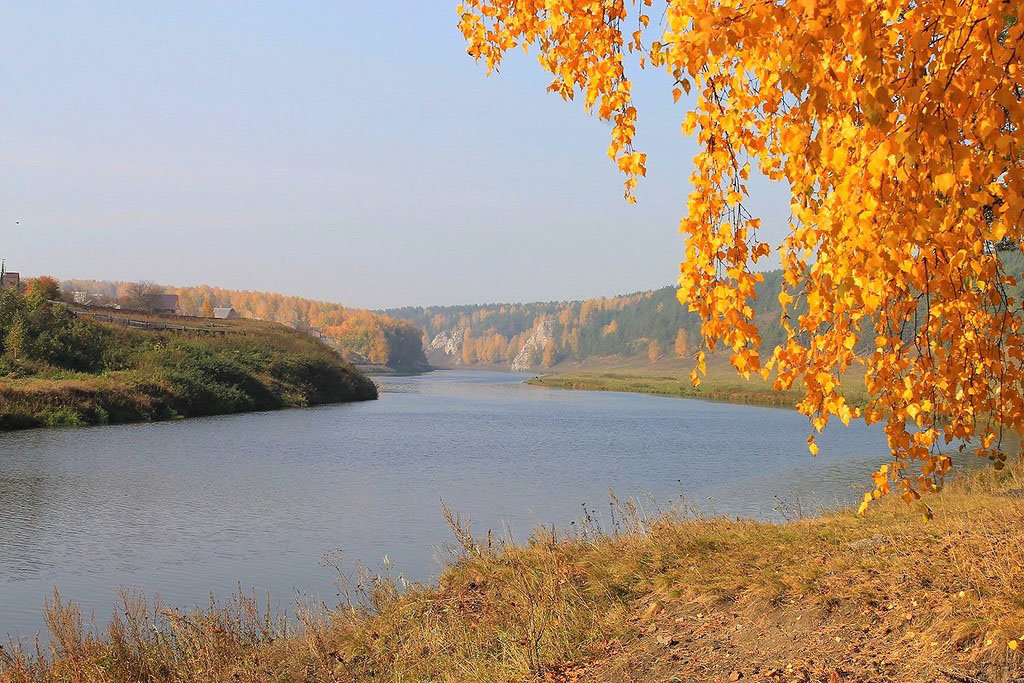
[[0, 2, 790, 310]]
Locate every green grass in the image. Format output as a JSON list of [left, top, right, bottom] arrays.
[[527, 361, 870, 411]]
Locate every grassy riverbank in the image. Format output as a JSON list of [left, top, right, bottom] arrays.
[[0, 295, 377, 431], [527, 360, 870, 411], [3, 465, 1022, 682]]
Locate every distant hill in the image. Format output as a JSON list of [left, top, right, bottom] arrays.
[[381, 270, 789, 371], [62, 280, 429, 372], [386, 249, 1024, 372]]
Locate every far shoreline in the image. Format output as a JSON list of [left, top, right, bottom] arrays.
[[524, 367, 870, 412]]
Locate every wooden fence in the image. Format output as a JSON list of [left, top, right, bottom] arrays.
[[70, 310, 230, 336]]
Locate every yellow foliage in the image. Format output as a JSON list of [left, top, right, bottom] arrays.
[[648, 339, 662, 363], [462, 327, 476, 365], [459, 0, 1024, 506], [673, 328, 688, 357], [542, 339, 557, 367]]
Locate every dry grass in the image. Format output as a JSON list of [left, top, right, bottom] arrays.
[[3, 465, 1024, 682]]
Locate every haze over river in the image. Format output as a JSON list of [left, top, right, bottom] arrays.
[[0, 370, 889, 637]]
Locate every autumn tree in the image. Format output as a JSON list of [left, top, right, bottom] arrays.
[[566, 327, 581, 358], [674, 328, 688, 357], [542, 339, 557, 367], [648, 339, 662, 363], [459, 0, 1024, 506], [3, 315, 26, 362], [461, 328, 477, 365], [26, 276, 61, 302], [200, 298, 214, 318], [579, 299, 597, 324]]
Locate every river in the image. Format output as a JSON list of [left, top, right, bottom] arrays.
[[0, 370, 889, 638]]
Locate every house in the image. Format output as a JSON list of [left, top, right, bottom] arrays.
[[212, 307, 239, 319], [153, 293, 179, 315], [0, 271, 19, 290]]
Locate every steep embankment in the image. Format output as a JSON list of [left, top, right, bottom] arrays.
[[0, 292, 377, 431], [3, 465, 1022, 682], [63, 279, 429, 372]]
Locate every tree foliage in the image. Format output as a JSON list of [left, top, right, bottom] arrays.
[[26, 276, 61, 302], [458, 0, 1023, 505], [648, 338, 662, 363], [542, 339, 557, 367], [0, 285, 109, 373], [674, 328, 688, 357]]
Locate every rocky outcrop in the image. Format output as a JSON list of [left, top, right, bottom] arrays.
[[511, 320, 554, 371], [426, 328, 466, 366]]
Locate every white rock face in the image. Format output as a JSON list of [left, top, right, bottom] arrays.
[[428, 328, 465, 363], [511, 320, 554, 371]]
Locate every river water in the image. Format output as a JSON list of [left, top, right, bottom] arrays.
[[0, 370, 889, 638]]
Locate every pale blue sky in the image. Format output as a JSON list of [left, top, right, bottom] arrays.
[[0, 2, 788, 309]]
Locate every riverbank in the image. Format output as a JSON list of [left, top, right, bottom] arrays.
[[3, 464, 1021, 682], [0, 300, 377, 431], [527, 363, 870, 411]]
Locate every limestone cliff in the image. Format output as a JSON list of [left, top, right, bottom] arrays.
[[511, 320, 554, 371], [426, 328, 466, 366]]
